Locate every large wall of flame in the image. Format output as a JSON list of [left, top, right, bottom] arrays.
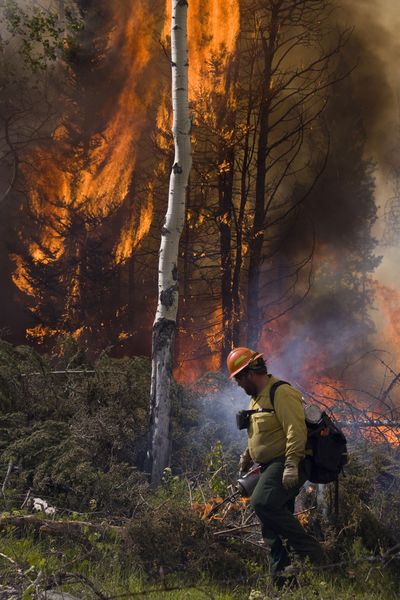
[[0, 0, 399, 412], [21, 1, 157, 264]]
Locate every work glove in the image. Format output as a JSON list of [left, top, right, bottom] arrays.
[[238, 447, 252, 476], [282, 460, 299, 490]]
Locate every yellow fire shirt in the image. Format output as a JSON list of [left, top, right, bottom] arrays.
[[247, 375, 307, 465]]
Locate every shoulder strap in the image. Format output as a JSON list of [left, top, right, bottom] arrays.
[[247, 408, 274, 415], [269, 381, 291, 409]]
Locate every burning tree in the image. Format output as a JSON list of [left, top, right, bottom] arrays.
[[0, 1, 73, 208], [8, 2, 159, 351], [147, 0, 192, 485], [13, 197, 127, 347], [0, 0, 389, 395], [240, 0, 345, 349], [171, 0, 352, 374]]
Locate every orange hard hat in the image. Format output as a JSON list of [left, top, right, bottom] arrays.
[[227, 347, 263, 379]]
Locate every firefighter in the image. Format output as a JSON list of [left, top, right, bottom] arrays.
[[227, 347, 323, 587]]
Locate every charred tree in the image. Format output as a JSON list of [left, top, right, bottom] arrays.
[[239, 0, 349, 348], [169, 0, 349, 371], [246, 3, 279, 348], [216, 58, 239, 363], [147, 0, 192, 486]]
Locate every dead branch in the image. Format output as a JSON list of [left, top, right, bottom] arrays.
[[42, 592, 82, 600], [0, 552, 22, 572], [23, 569, 43, 596], [106, 584, 216, 599], [20, 489, 32, 510], [1, 459, 13, 501], [213, 523, 258, 536], [315, 543, 400, 571], [48, 570, 218, 600], [294, 506, 317, 517]]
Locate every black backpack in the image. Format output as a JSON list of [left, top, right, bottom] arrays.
[[270, 381, 348, 484]]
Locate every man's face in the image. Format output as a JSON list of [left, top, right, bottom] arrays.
[[234, 369, 258, 396]]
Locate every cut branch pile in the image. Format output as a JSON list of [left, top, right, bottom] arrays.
[[192, 491, 265, 550]]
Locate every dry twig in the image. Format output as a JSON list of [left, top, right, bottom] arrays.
[[1, 459, 13, 503]]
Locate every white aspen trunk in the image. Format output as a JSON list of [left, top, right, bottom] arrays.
[[147, 0, 192, 486]]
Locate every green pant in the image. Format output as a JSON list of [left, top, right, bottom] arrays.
[[250, 455, 322, 578]]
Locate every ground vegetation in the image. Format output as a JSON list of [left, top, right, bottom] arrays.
[[0, 341, 399, 598]]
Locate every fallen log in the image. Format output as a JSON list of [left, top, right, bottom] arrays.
[[42, 593, 82, 600], [0, 514, 122, 547]]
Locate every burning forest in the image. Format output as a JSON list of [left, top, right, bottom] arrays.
[[0, 0, 398, 438], [0, 0, 400, 598]]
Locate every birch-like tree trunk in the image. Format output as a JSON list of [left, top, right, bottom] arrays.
[[147, 0, 191, 486]]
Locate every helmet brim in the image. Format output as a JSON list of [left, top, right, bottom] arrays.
[[229, 352, 263, 379]]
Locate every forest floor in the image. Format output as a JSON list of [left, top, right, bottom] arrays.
[[0, 344, 399, 598], [0, 499, 399, 600]]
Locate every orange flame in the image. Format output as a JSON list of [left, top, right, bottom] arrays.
[[163, 0, 240, 95], [115, 184, 154, 263], [13, 2, 160, 340], [14, 1, 156, 302], [192, 496, 250, 520], [157, 0, 240, 143], [297, 511, 312, 527]]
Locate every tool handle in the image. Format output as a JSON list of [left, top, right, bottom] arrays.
[[206, 490, 240, 518]]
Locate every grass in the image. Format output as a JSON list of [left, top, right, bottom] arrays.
[[1, 526, 399, 600]]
